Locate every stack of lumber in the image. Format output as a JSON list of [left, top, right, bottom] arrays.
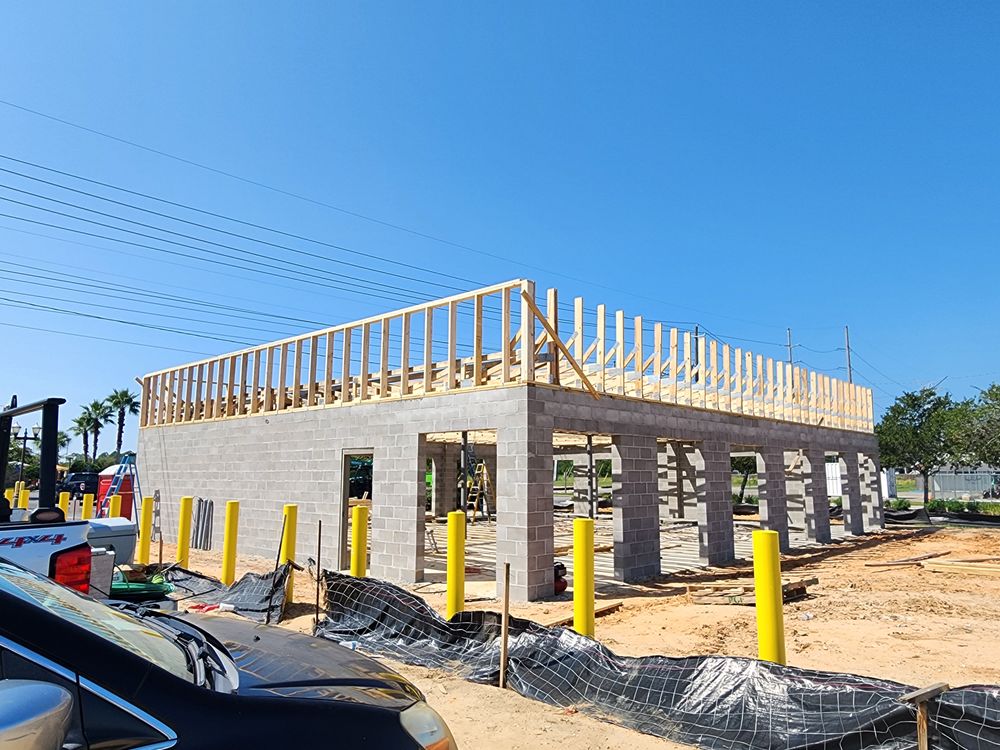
[[687, 576, 818, 606], [921, 559, 1000, 576]]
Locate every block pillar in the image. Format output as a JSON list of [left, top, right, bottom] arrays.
[[784, 450, 807, 530], [369, 434, 427, 583], [496, 424, 554, 602], [695, 439, 735, 566], [840, 452, 865, 536], [756, 447, 790, 551], [803, 448, 832, 543], [861, 453, 885, 530], [433, 443, 459, 519], [611, 435, 661, 582]]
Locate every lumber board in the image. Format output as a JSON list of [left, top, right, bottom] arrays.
[[922, 561, 1000, 575], [552, 542, 614, 556], [544, 601, 623, 628], [865, 552, 950, 567]]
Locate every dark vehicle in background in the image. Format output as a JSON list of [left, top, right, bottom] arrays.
[[56, 471, 99, 501], [0, 558, 456, 750]]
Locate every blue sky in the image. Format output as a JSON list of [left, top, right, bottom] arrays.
[[1, 2, 998, 455]]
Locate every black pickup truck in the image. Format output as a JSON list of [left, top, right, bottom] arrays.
[[56, 472, 100, 500]]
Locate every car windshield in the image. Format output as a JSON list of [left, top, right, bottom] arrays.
[[0, 560, 192, 682]]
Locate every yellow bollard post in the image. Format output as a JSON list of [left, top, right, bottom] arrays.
[[14, 481, 22, 499], [350, 505, 369, 577], [108, 494, 122, 518], [177, 496, 193, 568], [81, 492, 94, 520], [573, 517, 595, 637], [280, 504, 298, 602], [58, 492, 70, 517], [752, 529, 787, 665], [18, 489, 29, 510], [220, 500, 240, 586], [446, 510, 466, 620], [3, 488, 12, 505], [136, 496, 154, 565]]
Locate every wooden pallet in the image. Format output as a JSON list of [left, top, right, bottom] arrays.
[[687, 576, 818, 606]]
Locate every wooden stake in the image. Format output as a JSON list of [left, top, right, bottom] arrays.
[[315, 519, 323, 633], [899, 682, 948, 750], [500, 561, 511, 689]]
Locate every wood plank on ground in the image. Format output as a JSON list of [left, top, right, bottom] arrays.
[[544, 601, 623, 628]]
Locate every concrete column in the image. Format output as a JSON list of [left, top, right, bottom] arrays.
[[784, 451, 807, 530], [434, 443, 458, 519], [370, 434, 427, 583], [496, 424, 554, 602], [803, 448, 831, 543], [695, 439, 735, 566], [482, 445, 498, 518], [657, 442, 674, 520], [840, 452, 864, 536], [756, 447, 790, 551], [611, 434, 661, 582], [861, 453, 884, 531]]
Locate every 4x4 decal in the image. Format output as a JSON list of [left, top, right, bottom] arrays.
[[0, 533, 67, 549]]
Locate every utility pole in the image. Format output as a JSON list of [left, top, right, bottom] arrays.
[[786, 328, 793, 365], [692, 325, 699, 383], [844, 326, 853, 384]]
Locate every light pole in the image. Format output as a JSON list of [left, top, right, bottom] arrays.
[[10, 421, 41, 484]]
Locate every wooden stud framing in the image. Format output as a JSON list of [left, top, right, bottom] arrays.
[[226, 355, 237, 416], [250, 354, 260, 415], [722, 344, 732, 413], [360, 322, 372, 401], [596, 304, 606, 392], [423, 311, 433, 395], [172, 369, 184, 423], [473, 296, 484, 386], [184, 365, 195, 421], [379, 318, 390, 397], [634, 316, 644, 398], [447, 301, 458, 390], [697, 334, 707, 409], [501, 291, 512, 383], [341, 329, 353, 404], [262, 349, 273, 412], [734, 347, 743, 414], [324, 332, 334, 405], [775, 362, 785, 421], [614, 310, 625, 395], [277, 344, 289, 412], [546, 288, 560, 385], [652, 322, 662, 400], [399, 315, 411, 396], [308, 335, 319, 407], [708, 339, 718, 409], [140, 377, 151, 427], [520, 281, 536, 383], [683, 331, 692, 406], [669, 327, 678, 404]]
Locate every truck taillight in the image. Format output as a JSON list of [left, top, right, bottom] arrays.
[[51, 545, 92, 593]]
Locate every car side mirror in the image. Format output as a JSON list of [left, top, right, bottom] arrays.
[[0, 680, 74, 750]]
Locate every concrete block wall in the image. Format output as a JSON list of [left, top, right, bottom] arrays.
[[803, 448, 832, 543], [611, 435, 661, 581], [839, 453, 865, 536], [756, 447, 790, 551], [140, 381, 881, 602], [784, 451, 807, 530]]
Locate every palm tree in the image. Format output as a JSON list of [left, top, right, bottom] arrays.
[[71, 415, 90, 463], [56, 430, 71, 461], [105, 389, 141, 455], [83, 400, 113, 459]]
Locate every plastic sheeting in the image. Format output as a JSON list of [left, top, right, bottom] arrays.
[[316, 573, 1000, 750], [164, 564, 290, 623]]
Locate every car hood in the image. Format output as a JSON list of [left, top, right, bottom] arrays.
[[187, 614, 423, 709]]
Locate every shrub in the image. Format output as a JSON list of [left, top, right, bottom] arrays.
[[745, 495, 760, 506], [926, 499, 947, 513], [979, 502, 1000, 516], [945, 499, 966, 513], [830, 496, 843, 507], [966, 500, 981, 513], [887, 498, 911, 511]]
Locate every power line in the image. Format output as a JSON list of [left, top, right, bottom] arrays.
[[849, 348, 908, 389], [0, 104, 796, 329], [0, 319, 216, 356], [0, 158, 475, 293]]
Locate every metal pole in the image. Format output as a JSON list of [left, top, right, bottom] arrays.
[[692, 325, 700, 383], [786, 328, 793, 365], [844, 326, 853, 384], [586, 434, 595, 520], [460, 431, 469, 513], [314, 519, 323, 632], [38, 399, 59, 508], [16, 434, 26, 483], [499, 562, 511, 689]]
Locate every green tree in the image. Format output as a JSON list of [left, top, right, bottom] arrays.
[[81, 401, 114, 459], [105, 389, 141, 455], [731, 456, 757, 501], [876, 388, 970, 504], [71, 415, 91, 462], [56, 430, 71, 461], [963, 383, 1000, 468]]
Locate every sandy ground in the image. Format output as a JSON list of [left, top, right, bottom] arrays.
[[162, 525, 1000, 749]]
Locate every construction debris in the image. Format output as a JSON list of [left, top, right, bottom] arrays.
[[687, 577, 818, 606]]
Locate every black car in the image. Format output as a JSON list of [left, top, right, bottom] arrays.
[[0, 558, 457, 749], [57, 471, 100, 500]]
